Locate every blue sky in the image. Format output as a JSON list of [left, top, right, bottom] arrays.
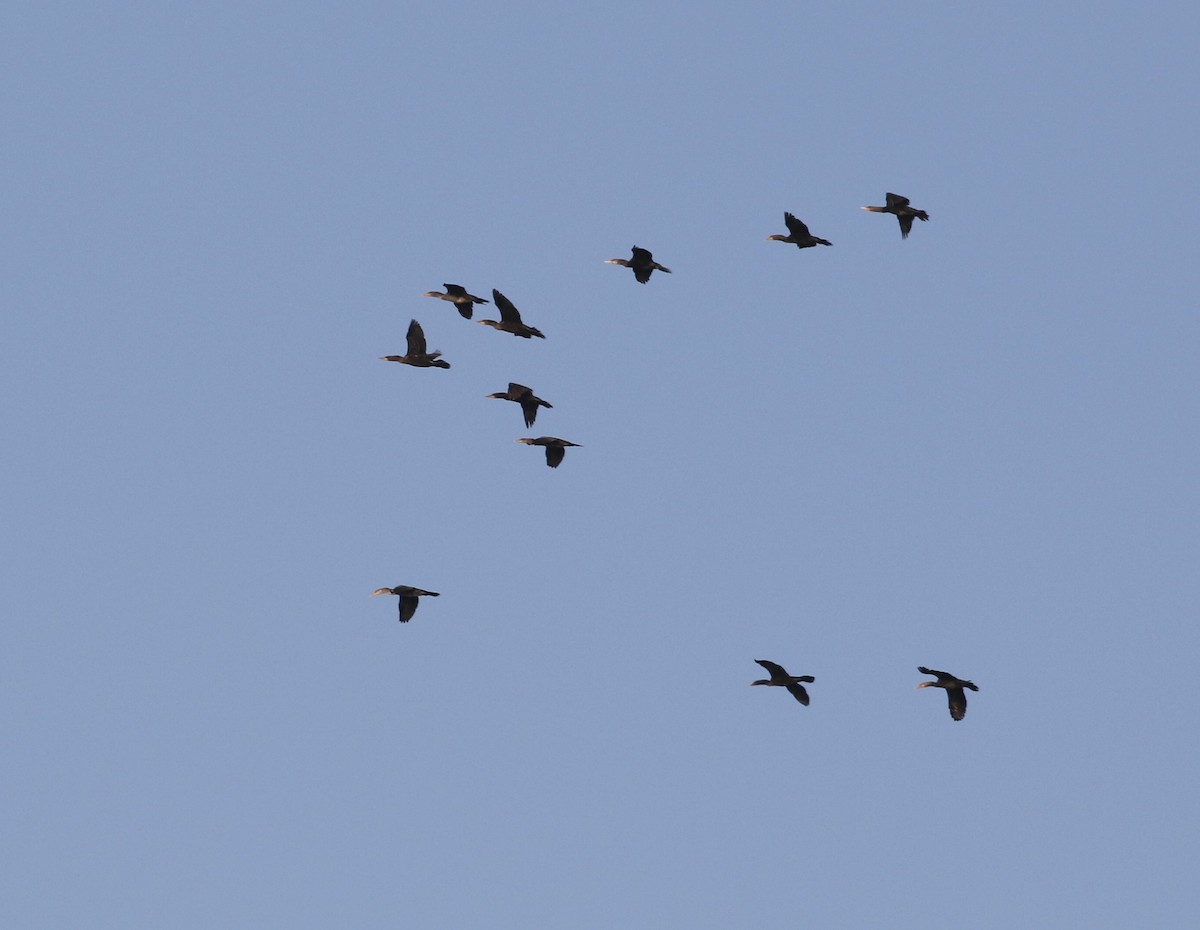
[[4, 2, 1198, 927]]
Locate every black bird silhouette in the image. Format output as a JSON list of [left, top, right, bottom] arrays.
[[766, 212, 832, 249], [862, 192, 929, 239], [371, 585, 440, 622], [750, 659, 815, 706], [516, 436, 580, 468], [379, 319, 450, 368], [605, 246, 672, 284], [479, 290, 545, 339], [487, 383, 553, 428], [917, 666, 979, 721], [423, 284, 489, 320]]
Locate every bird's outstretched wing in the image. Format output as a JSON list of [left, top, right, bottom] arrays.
[[755, 659, 788, 679], [784, 212, 810, 238], [397, 593, 419, 622], [947, 688, 968, 721], [492, 290, 522, 323], [785, 681, 810, 705], [406, 319, 428, 355]]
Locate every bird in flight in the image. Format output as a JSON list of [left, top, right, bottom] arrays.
[[516, 436, 581, 468], [605, 246, 672, 284], [371, 585, 440, 623], [479, 290, 545, 339], [423, 284, 489, 320], [750, 659, 815, 706], [487, 383, 553, 428], [862, 192, 930, 239], [916, 666, 979, 721], [766, 212, 832, 249], [379, 319, 450, 369]]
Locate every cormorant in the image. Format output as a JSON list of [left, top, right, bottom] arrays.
[[917, 666, 978, 721], [479, 290, 545, 339], [516, 436, 580, 468], [750, 659, 815, 706], [767, 212, 832, 249], [862, 193, 929, 239], [423, 284, 489, 320], [605, 246, 672, 284], [379, 319, 450, 368], [487, 383, 553, 428], [371, 585, 440, 622]]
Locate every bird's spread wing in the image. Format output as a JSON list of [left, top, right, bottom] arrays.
[[947, 688, 967, 721], [898, 214, 914, 238], [755, 659, 788, 679], [444, 284, 466, 297], [508, 383, 533, 399], [918, 666, 952, 682], [885, 192, 909, 209], [406, 319, 428, 355], [546, 445, 565, 468], [397, 594, 418, 622], [784, 212, 810, 238], [492, 289, 521, 323], [631, 247, 652, 263], [785, 682, 810, 705]]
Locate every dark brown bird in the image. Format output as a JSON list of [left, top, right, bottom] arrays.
[[516, 436, 580, 468], [862, 192, 929, 239], [605, 246, 672, 284], [917, 666, 978, 721], [767, 212, 832, 249], [379, 319, 450, 369], [479, 290, 545, 339], [371, 585, 440, 622], [423, 284, 489, 320], [487, 383, 553, 428], [750, 659, 815, 706]]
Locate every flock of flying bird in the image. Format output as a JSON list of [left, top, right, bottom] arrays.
[[372, 192, 978, 721]]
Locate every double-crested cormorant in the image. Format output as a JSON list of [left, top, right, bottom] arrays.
[[917, 666, 978, 721], [487, 383, 553, 428], [862, 192, 929, 239], [605, 246, 672, 284], [423, 284, 489, 320], [750, 659, 815, 706], [479, 290, 545, 339], [379, 319, 450, 368], [371, 585, 440, 622], [516, 436, 580, 468], [767, 212, 832, 249]]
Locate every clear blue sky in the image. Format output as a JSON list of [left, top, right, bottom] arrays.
[[4, 2, 1198, 927]]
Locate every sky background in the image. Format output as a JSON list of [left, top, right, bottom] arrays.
[[4, 2, 1198, 927]]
